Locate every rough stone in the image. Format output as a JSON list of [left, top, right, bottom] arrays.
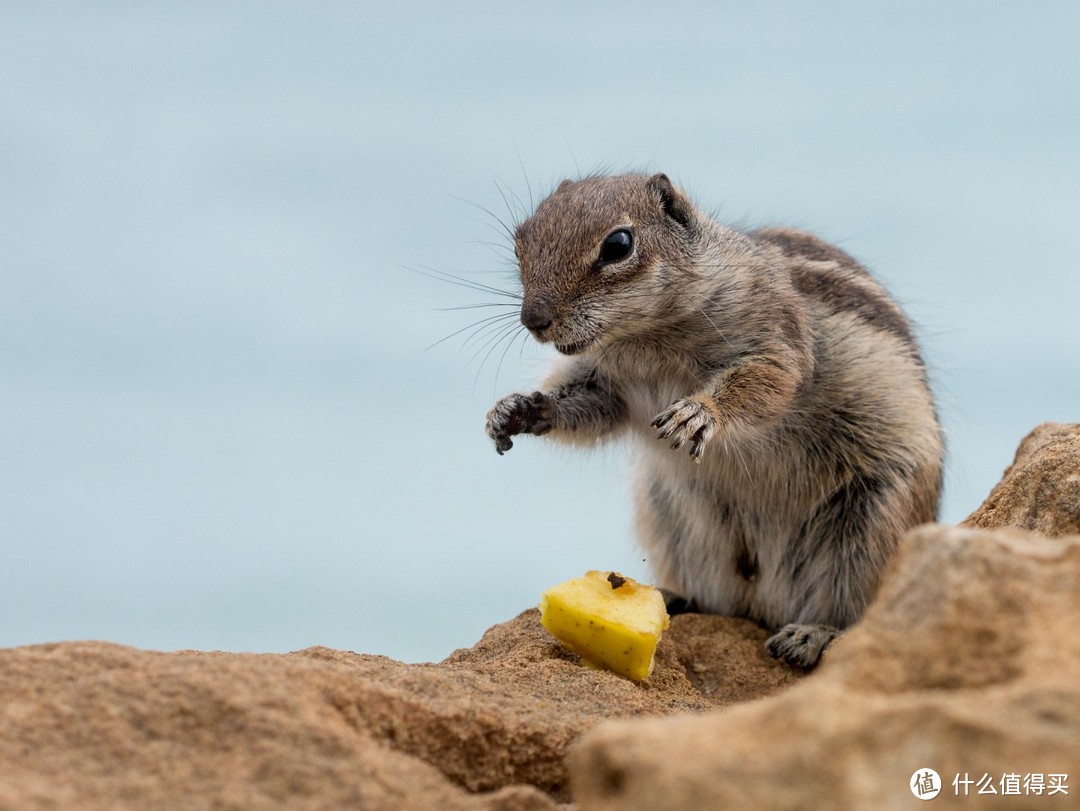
[[0, 608, 796, 809], [964, 421, 1080, 536]]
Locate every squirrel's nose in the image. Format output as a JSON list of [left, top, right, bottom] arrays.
[[520, 298, 555, 335]]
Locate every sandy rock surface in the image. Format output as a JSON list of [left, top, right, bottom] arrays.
[[964, 421, 1080, 535], [0, 603, 796, 809]]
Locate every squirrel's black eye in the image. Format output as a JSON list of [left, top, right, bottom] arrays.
[[598, 229, 633, 264]]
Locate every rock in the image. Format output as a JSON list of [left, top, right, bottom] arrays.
[[569, 423, 1080, 810], [0, 608, 796, 809], [571, 526, 1080, 809], [0, 641, 554, 811], [964, 422, 1080, 536]]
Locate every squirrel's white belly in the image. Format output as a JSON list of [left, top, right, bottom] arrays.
[[631, 421, 829, 629]]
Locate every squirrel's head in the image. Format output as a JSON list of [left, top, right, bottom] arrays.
[[513, 172, 702, 355]]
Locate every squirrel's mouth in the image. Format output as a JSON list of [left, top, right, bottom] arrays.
[[554, 339, 592, 356]]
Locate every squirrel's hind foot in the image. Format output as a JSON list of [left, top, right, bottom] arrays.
[[766, 623, 838, 670]]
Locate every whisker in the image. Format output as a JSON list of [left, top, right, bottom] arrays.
[[511, 142, 535, 212], [461, 213, 519, 247], [564, 140, 582, 179], [696, 306, 736, 352], [437, 302, 520, 312], [493, 322, 527, 394], [516, 327, 532, 360], [451, 194, 516, 243], [473, 323, 525, 393], [425, 311, 518, 352], [493, 175, 528, 227], [408, 264, 521, 300], [467, 318, 520, 359], [465, 237, 518, 264], [461, 314, 520, 354]]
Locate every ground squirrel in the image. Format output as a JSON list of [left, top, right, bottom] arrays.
[[485, 173, 943, 669]]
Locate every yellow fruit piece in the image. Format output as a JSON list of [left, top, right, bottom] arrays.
[[539, 570, 670, 681]]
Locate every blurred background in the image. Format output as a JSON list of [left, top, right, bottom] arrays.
[[2, 2, 1077, 662]]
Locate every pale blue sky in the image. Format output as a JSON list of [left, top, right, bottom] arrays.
[[2, 2, 1077, 662]]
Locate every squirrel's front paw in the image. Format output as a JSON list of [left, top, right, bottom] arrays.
[[485, 391, 556, 455], [651, 397, 719, 461]]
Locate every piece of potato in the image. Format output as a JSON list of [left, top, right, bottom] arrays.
[[539, 570, 670, 681]]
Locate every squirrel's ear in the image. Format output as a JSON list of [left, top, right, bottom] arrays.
[[647, 173, 693, 229], [556, 179, 574, 192]]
